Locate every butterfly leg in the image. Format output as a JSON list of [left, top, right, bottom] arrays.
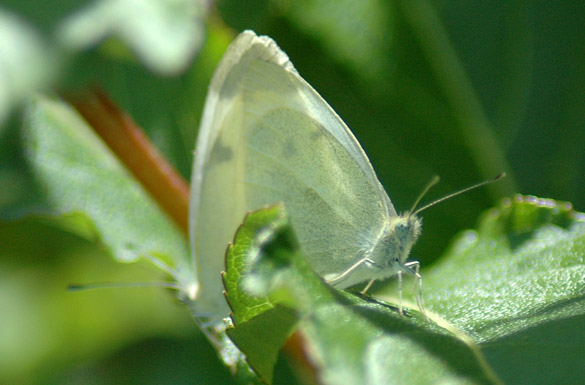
[[326, 257, 375, 286], [404, 261, 426, 317], [361, 278, 376, 294], [390, 269, 401, 314]]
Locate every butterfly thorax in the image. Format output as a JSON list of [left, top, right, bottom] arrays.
[[324, 213, 422, 288], [367, 214, 422, 274]]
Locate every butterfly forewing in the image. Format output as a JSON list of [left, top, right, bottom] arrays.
[[190, 31, 397, 320]]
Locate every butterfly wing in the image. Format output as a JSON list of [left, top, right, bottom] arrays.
[[190, 31, 395, 319]]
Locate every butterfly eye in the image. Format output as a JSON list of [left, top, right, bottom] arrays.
[[395, 221, 409, 239]]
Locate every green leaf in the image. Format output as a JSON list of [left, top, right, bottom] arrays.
[[421, 195, 585, 384], [224, 205, 307, 384], [20, 94, 190, 270], [225, 205, 500, 385], [0, 9, 56, 126], [226, 197, 585, 384], [58, 0, 207, 75], [227, 306, 298, 385], [224, 206, 281, 325]]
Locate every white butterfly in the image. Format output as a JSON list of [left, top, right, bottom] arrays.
[[184, 30, 500, 323]]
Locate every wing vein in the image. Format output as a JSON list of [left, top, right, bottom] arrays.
[[245, 143, 360, 231]]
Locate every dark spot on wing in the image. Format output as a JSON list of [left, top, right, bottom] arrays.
[[209, 139, 233, 166], [283, 138, 297, 158], [310, 126, 325, 141]]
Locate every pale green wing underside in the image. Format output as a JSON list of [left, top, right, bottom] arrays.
[[189, 31, 394, 319]]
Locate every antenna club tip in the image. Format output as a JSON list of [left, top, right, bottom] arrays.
[[495, 172, 507, 180]]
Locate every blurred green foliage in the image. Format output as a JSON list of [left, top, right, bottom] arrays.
[[1, 0, 584, 384]]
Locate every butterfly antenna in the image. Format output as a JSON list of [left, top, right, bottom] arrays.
[[409, 175, 441, 214], [68, 281, 182, 292], [68, 253, 189, 294], [414, 172, 506, 215], [140, 253, 184, 284]]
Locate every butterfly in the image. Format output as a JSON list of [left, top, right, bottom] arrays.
[[183, 30, 503, 323]]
